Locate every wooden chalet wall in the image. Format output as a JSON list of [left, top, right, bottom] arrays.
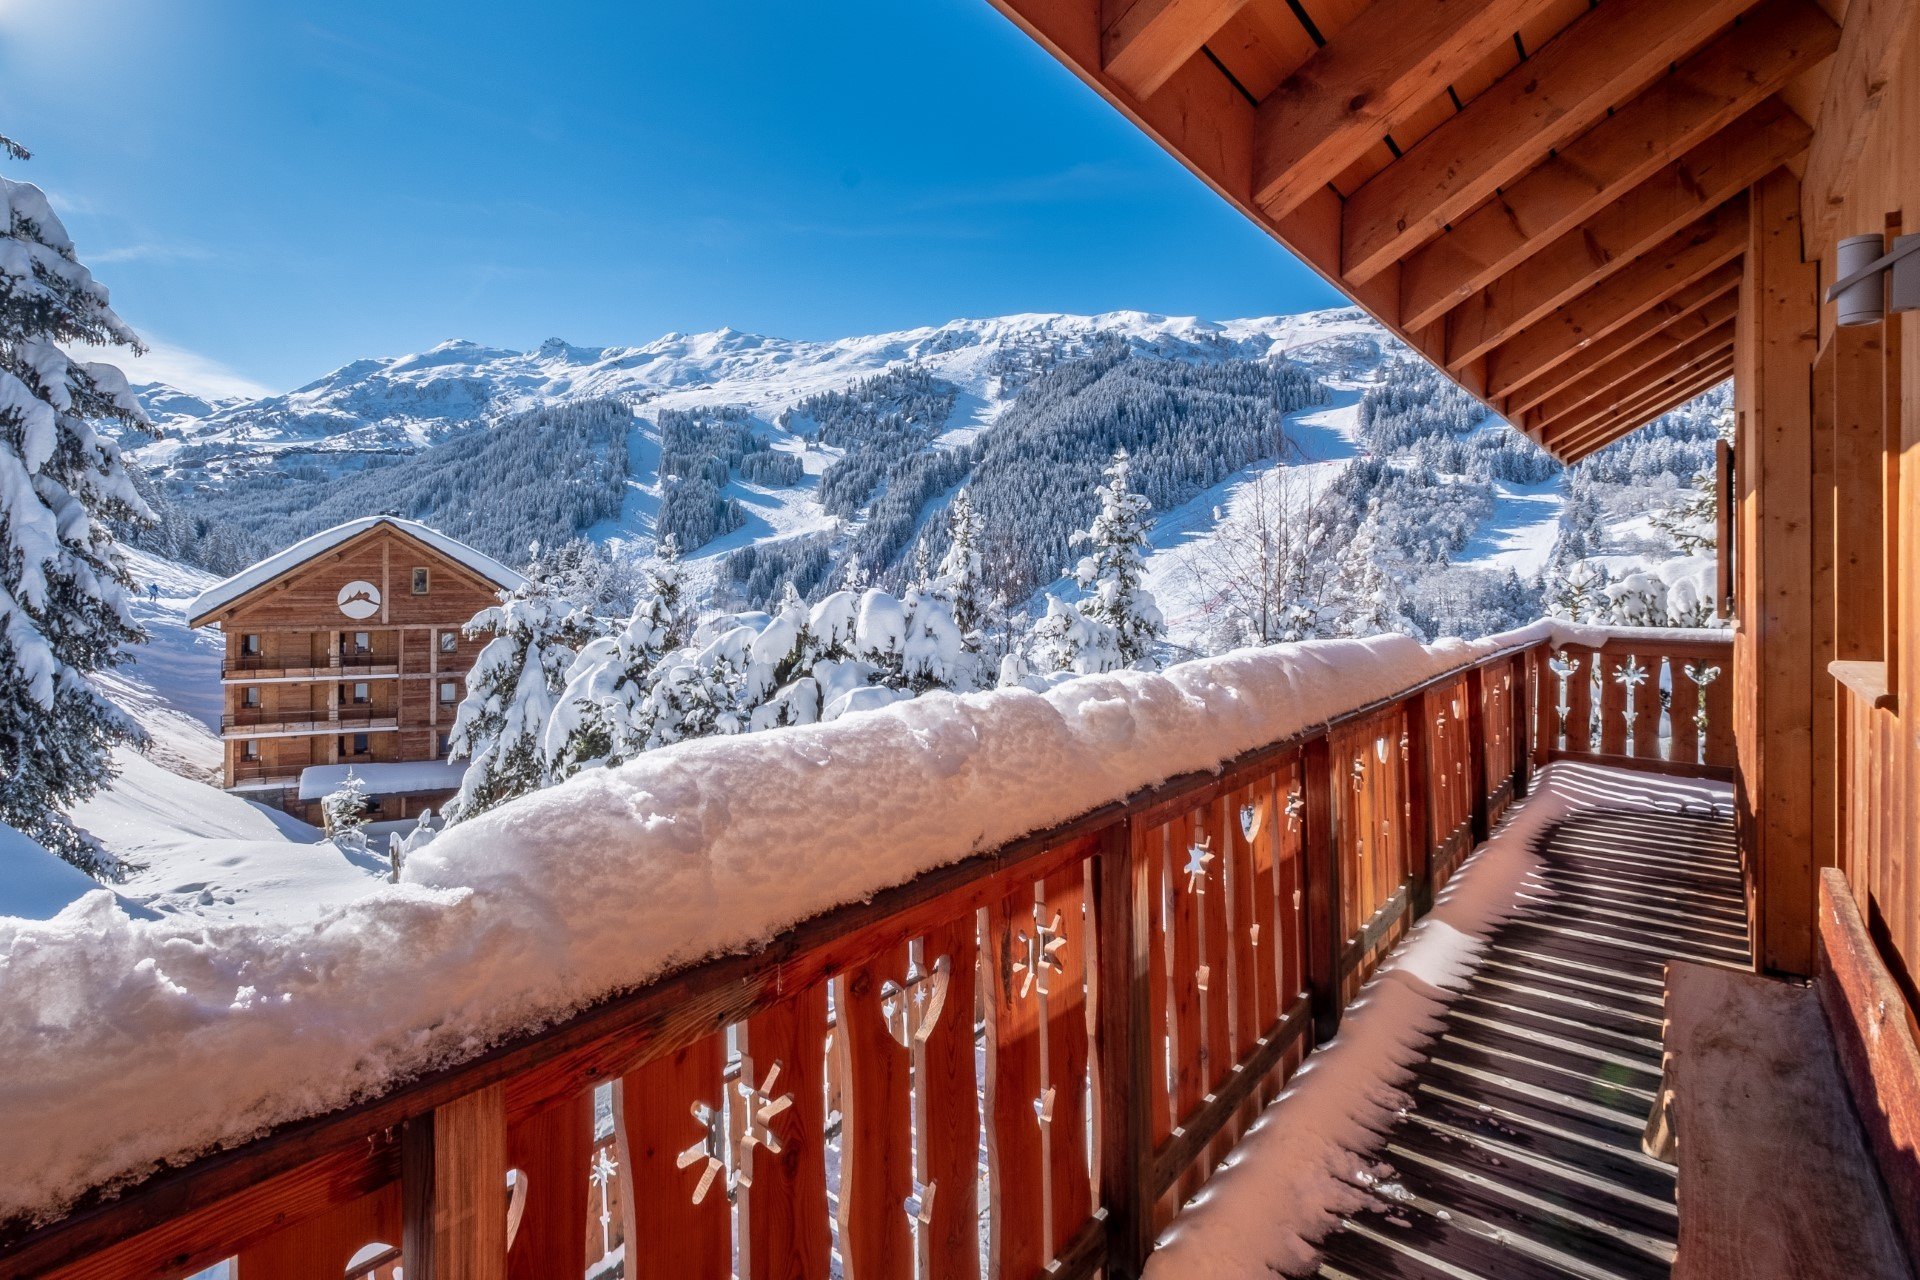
[[1731, 0, 1919, 1019]]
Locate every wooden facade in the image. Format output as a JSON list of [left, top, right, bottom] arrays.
[[188, 522, 514, 826]]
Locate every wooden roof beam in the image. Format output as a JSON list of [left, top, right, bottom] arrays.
[[1496, 259, 1743, 410], [1398, 0, 1837, 331], [1101, 0, 1255, 99], [1526, 317, 1737, 437], [1536, 345, 1735, 454], [1341, 0, 1757, 286], [1443, 100, 1807, 368], [1519, 291, 1741, 430], [1560, 363, 1737, 461], [1250, 0, 1563, 218], [1478, 195, 1748, 396]]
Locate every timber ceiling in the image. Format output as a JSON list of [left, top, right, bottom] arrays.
[[987, 0, 1846, 460]]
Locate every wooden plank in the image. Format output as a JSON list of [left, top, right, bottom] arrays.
[[1041, 860, 1094, 1255], [1747, 166, 1820, 976], [1672, 663, 1703, 767], [1301, 736, 1339, 1042], [1091, 819, 1151, 1280], [1498, 261, 1742, 412], [1251, 0, 1562, 217], [1830, 324, 1888, 664], [1598, 650, 1629, 757], [914, 913, 981, 1280], [1703, 664, 1736, 767], [1815, 868, 1920, 1263], [401, 1084, 508, 1280], [1198, 799, 1232, 1098], [1629, 654, 1664, 759], [1465, 667, 1489, 841], [1546, 354, 1737, 456], [1564, 644, 1596, 755], [1144, 821, 1174, 1145], [1101, 0, 1255, 99], [1799, 0, 1919, 246], [1662, 961, 1912, 1279], [985, 883, 1049, 1280], [235, 1185, 400, 1280], [1399, 0, 1836, 331], [1449, 102, 1806, 370], [614, 1034, 733, 1279], [1167, 809, 1205, 1131], [1465, 195, 1748, 379], [503, 1092, 590, 1280], [739, 986, 831, 1280], [833, 942, 914, 1279], [1225, 785, 1264, 1053], [1342, 0, 1754, 285]]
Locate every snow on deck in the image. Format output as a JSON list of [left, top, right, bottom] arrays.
[[0, 621, 1614, 1228]]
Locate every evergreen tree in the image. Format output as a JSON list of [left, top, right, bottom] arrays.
[[321, 771, 370, 847], [0, 146, 154, 873], [1071, 449, 1164, 668], [938, 488, 986, 638], [446, 582, 586, 823]]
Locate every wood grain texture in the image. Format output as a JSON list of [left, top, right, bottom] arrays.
[[833, 943, 914, 1280], [739, 987, 831, 1280], [1663, 960, 1911, 1279], [985, 882, 1049, 1280], [504, 1091, 590, 1280], [402, 1084, 508, 1280], [914, 913, 981, 1280]]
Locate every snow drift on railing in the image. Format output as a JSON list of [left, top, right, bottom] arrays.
[[1, 621, 1586, 1228]]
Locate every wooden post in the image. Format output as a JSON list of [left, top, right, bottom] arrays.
[[504, 1092, 591, 1280], [1401, 696, 1434, 917], [1465, 665, 1490, 843], [1300, 735, 1341, 1043], [402, 1083, 509, 1280], [1512, 654, 1534, 798], [1093, 817, 1152, 1279]]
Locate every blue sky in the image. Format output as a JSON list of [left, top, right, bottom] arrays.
[[0, 0, 1340, 397]]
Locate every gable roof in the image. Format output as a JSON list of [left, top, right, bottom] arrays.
[[186, 517, 530, 627]]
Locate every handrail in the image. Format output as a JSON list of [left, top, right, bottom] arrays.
[[0, 627, 1723, 1280]]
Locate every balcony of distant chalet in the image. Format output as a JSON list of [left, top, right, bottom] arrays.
[[6, 1, 1920, 1279]]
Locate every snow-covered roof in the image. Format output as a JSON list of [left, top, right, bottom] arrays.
[[298, 759, 468, 801], [187, 518, 528, 625]]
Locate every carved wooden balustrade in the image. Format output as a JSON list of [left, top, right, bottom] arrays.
[[1536, 631, 1736, 778], [0, 630, 1727, 1280]]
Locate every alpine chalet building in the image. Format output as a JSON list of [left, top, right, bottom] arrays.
[[186, 517, 527, 826]]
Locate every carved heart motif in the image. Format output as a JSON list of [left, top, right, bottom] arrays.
[[1239, 801, 1264, 844]]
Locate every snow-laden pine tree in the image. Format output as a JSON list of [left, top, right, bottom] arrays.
[[0, 143, 154, 873], [321, 771, 370, 848], [446, 582, 585, 823], [542, 537, 690, 781], [938, 488, 986, 638], [1070, 449, 1163, 668]]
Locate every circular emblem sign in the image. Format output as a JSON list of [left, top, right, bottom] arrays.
[[337, 580, 382, 620]]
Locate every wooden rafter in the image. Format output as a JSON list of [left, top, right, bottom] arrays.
[[1251, 0, 1562, 217], [1519, 292, 1741, 430], [1478, 195, 1748, 395], [1536, 347, 1735, 452], [1442, 100, 1808, 368], [1498, 260, 1743, 411], [1102, 0, 1255, 99], [1339, 0, 1757, 286], [1560, 361, 1737, 461], [1529, 319, 1737, 439], [1397, 0, 1836, 330]]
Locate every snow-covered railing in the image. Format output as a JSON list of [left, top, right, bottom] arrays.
[[1538, 627, 1736, 776], [0, 625, 1730, 1280]]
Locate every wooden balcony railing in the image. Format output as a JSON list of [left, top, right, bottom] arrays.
[[1536, 630, 1735, 778], [0, 628, 1729, 1280]]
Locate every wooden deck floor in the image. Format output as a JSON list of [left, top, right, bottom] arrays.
[[1315, 801, 1748, 1280]]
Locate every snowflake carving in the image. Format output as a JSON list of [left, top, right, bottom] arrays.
[[1350, 754, 1367, 792], [674, 1100, 729, 1204], [1284, 787, 1304, 830], [1014, 912, 1070, 999], [678, 1060, 793, 1201], [1182, 836, 1215, 895], [590, 1147, 620, 1253]]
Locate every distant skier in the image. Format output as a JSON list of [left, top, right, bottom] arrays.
[[147, 583, 160, 604]]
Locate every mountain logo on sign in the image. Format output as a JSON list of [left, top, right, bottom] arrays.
[[337, 580, 382, 620]]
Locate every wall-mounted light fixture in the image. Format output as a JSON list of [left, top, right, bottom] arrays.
[[1826, 232, 1920, 325]]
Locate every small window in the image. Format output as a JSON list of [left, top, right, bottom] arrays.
[[352, 733, 370, 755], [439, 631, 459, 654], [437, 731, 453, 758], [353, 682, 371, 705], [439, 680, 458, 705], [242, 686, 261, 708], [241, 634, 261, 656], [240, 740, 260, 761], [412, 567, 430, 595], [353, 631, 371, 653]]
